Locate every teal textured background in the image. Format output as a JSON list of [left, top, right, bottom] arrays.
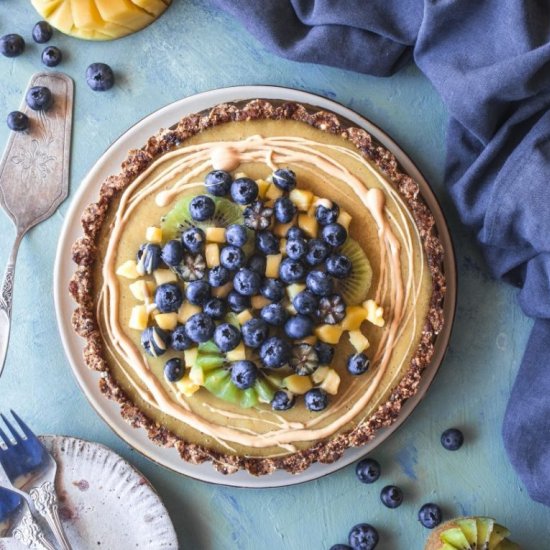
[[0, 1, 548, 548]]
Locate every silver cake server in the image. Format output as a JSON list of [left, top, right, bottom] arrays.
[[0, 72, 73, 377]]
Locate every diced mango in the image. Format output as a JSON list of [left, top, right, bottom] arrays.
[[226, 342, 246, 362], [286, 283, 306, 301], [236, 309, 253, 325], [341, 306, 368, 331], [183, 347, 198, 368], [298, 213, 318, 238], [363, 299, 385, 327], [284, 374, 312, 394], [320, 369, 341, 395], [257, 179, 271, 198], [289, 189, 314, 211], [128, 305, 148, 330], [315, 324, 343, 344], [205, 227, 226, 243], [311, 366, 330, 384], [205, 243, 220, 268], [129, 280, 155, 301], [155, 312, 178, 331], [154, 268, 177, 285], [349, 330, 370, 353], [177, 302, 201, 323], [145, 226, 162, 243], [273, 221, 295, 238], [298, 335, 317, 346], [337, 210, 352, 231], [285, 302, 297, 315], [175, 375, 200, 397], [116, 260, 139, 279], [265, 253, 282, 278], [279, 238, 287, 254], [251, 294, 271, 310], [188, 364, 205, 386], [265, 183, 284, 201], [212, 282, 233, 298]]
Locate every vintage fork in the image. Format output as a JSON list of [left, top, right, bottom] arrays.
[[0, 485, 55, 550], [0, 411, 71, 550]]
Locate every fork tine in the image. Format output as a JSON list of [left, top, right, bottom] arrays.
[[0, 425, 11, 447], [0, 414, 23, 445], [10, 410, 35, 441]]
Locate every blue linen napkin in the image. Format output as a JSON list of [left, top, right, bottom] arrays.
[[211, 0, 550, 506]]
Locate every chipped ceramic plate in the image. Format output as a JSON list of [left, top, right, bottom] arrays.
[[0, 436, 177, 550]]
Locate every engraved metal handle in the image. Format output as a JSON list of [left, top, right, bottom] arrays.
[[29, 481, 72, 550], [0, 230, 24, 378], [12, 509, 56, 550]]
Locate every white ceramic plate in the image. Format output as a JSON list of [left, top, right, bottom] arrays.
[[0, 436, 177, 549], [53, 86, 456, 488]]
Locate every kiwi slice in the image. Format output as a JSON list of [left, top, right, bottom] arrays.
[[456, 519, 477, 547], [335, 238, 373, 305], [440, 528, 471, 550]]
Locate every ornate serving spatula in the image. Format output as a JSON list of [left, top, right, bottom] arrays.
[[0, 72, 73, 377]]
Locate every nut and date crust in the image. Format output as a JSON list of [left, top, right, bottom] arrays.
[[70, 99, 446, 476]]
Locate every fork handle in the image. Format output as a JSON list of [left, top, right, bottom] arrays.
[[13, 508, 56, 550], [30, 481, 72, 550]]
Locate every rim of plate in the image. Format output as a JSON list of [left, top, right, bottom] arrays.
[[53, 85, 457, 488]]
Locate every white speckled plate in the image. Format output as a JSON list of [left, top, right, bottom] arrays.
[[0, 436, 177, 550], [53, 86, 456, 488]]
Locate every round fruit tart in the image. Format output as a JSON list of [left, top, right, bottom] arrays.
[[70, 99, 446, 475]]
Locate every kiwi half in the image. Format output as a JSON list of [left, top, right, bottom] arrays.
[[425, 517, 520, 550], [335, 238, 373, 305]]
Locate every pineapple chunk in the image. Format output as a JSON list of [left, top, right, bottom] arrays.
[[212, 282, 233, 298], [274, 221, 295, 238], [257, 179, 271, 198], [289, 189, 314, 211], [265, 183, 284, 201], [341, 306, 368, 331], [320, 369, 341, 395], [175, 375, 200, 397], [205, 243, 220, 268], [311, 366, 330, 384], [145, 226, 162, 243], [177, 302, 201, 323], [116, 260, 139, 279], [188, 364, 205, 385], [128, 305, 148, 330], [315, 324, 343, 344], [284, 374, 312, 394], [349, 330, 370, 353], [155, 312, 178, 331], [285, 302, 297, 315], [265, 253, 282, 278], [154, 268, 177, 285], [286, 283, 306, 301], [226, 342, 246, 361], [298, 213, 318, 238], [129, 280, 155, 301], [183, 347, 198, 368], [337, 210, 352, 231], [205, 227, 226, 243], [236, 309, 253, 325], [363, 299, 385, 327]]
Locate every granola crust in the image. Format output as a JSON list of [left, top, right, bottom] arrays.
[[69, 99, 446, 476]]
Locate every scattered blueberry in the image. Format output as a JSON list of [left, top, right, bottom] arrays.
[[306, 238, 330, 266], [32, 21, 53, 44], [271, 390, 295, 411], [155, 283, 183, 313], [230, 177, 258, 205], [230, 360, 258, 390], [242, 317, 269, 348], [285, 238, 307, 260], [322, 222, 348, 248], [418, 503, 442, 529], [256, 230, 280, 255], [181, 227, 205, 253], [348, 523, 379, 550], [184, 312, 215, 343], [185, 280, 211, 306], [304, 388, 328, 412], [0, 34, 25, 57], [205, 169, 232, 196], [326, 253, 353, 279], [316, 203, 339, 225], [203, 297, 227, 320], [279, 258, 305, 284], [86, 62, 115, 91], [141, 327, 170, 357], [260, 336, 291, 369], [347, 353, 370, 375], [6, 111, 29, 132], [292, 290, 318, 316], [247, 253, 266, 275], [225, 224, 248, 247], [260, 278, 285, 302], [441, 428, 464, 451], [315, 342, 334, 365], [272, 168, 296, 191], [137, 243, 162, 275], [189, 195, 215, 221], [161, 240, 184, 267], [233, 268, 261, 296], [260, 303, 288, 327], [208, 265, 230, 287], [330, 546, 352, 550], [41, 46, 62, 67], [286, 226, 303, 240], [220, 245, 245, 270], [170, 325, 193, 351], [355, 458, 381, 484], [244, 201, 273, 231], [214, 322, 242, 352], [306, 270, 334, 296], [273, 196, 296, 223], [380, 485, 403, 509], [164, 358, 184, 382], [26, 86, 52, 111], [227, 290, 251, 312], [284, 315, 313, 339]]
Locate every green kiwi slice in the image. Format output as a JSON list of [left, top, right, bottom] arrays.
[[335, 238, 373, 305], [440, 528, 472, 550]]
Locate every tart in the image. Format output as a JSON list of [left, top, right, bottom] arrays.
[[70, 99, 445, 475]]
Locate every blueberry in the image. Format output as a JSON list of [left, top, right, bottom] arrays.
[[137, 243, 162, 275], [315, 342, 335, 365], [306, 238, 330, 266], [86, 62, 115, 91], [227, 290, 250, 313], [279, 258, 305, 284], [203, 297, 227, 320], [348, 523, 379, 550], [285, 238, 307, 260], [32, 21, 53, 43], [272, 168, 296, 191], [286, 226, 303, 240], [380, 485, 403, 509], [306, 270, 334, 296], [205, 169, 232, 196], [242, 317, 269, 348], [284, 315, 313, 339], [418, 503, 442, 529], [233, 268, 261, 296], [0, 34, 25, 57], [26, 86, 52, 111], [214, 322, 241, 352], [225, 224, 248, 247], [355, 458, 381, 484], [230, 360, 258, 390], [256, 231, 279, 255], [230, 177, 258, 205], [220, 245, 245, 270], [208, 265, 230, 288], [161, 240, 184, 267], [326, 253, 352, 279], [41, 46, 62, 67], [330, 546, 352, 550], [155, 283, 183, 313], [141, 327, 170, 357], [347, 353, 370, 375], [260, 278, 284, 302], [273, 197, 296, 223], [260, 336, 291, 369], [185, 280, 211, 306], [322, 223, 347, 248], [316, 203, 339, 226], [185, 312, 215, 343], [304, 388, 328, 412], [189, 195, 215, 221], [271, 390, 295, 411], [181, 227, 205, 253], [248, 253, 266, 275], [440, 428, 464, 451], [164, 358, 184, 382], [261, 303, 288, 327], [292, 290, 318, 316], [6, 111, 29, 132], [170, 325, 193, 351]]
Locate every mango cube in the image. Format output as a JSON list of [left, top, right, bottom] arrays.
[[311, 366, 330, 384], [205, 227, 226, 243], [315, 324, 343, 344], [349, 330, 370, 353], [177, 302, 201, 323], [265, 183, 284, 201], [212, 282, 233, 298], [154, 268, 177, 285], [183, 347, 199, 368], [189, 365, 205, 386], [320, 369, 341, 395], [236, 309, 253, 325], [289, 189, 314, 211], [226, 342, 246, 362], [205, 243, 220, 268], [284, 374, 313, 394], [154, 312, 178, 331], [298, 213, 318, 238], [175, 375, 200, 397], [274, 221, 295, 237], [265, 253, 282, 278], [116, 260, 139, 279], [341, 306, 368, 331], [145, 226, 162, 243], [363, 299, 385, 327], [129, 280, 155, 301], [257, 179, 271, 198], [128, 305, 148, 330], [286, 283, 306, 301]]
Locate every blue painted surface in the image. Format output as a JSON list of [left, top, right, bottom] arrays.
[[0, 1, 548, 548]]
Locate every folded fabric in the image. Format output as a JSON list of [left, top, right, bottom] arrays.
[[210, 0, 550, 506]]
